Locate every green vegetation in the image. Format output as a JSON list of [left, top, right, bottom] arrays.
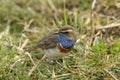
[[0, 0, 120, 80]]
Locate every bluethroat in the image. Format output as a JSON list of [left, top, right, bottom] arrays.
[[31, 25, 77, 60]]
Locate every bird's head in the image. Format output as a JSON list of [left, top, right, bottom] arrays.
[[58, 26, 77, 41]]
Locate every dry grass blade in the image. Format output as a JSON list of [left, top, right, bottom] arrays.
[[10, 59, 22, 70], [91, 0, 97, 10], [28, 55, 46, 77], [89, 0, 97, 46], [96, 23, 120, 30], [21, 39, 29, 49], [25, 52, 36, 66], [53, 72, 80, 78], [47, 0, 56, 11], [104, 69, 119, 80]]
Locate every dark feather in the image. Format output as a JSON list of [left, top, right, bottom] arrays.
[[35, 33, 59, 49]]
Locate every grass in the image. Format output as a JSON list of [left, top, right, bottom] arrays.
[[0, 0, 120, 80]]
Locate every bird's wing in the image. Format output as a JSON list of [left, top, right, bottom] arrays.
[[33, 33, 59, 50]]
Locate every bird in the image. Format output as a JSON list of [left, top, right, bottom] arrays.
[[28, 25, 78, 78], [30, 25, 78, 61]]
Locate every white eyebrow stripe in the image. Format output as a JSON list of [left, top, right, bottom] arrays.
[[66, 29, 73, 32], [60, 29, 73, 32]]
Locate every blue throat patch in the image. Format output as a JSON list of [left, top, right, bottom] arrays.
[[58, 34, 75, 49]]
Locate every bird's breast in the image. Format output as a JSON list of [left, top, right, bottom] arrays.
[[58, 44, 73, 53], [44, 47, 67, 59], [44, 45, 73, 60]]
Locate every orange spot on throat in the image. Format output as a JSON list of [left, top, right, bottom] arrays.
[[58, 44, 73, 53]]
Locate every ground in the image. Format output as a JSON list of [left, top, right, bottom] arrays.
[[0, 0, 120, 80]]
